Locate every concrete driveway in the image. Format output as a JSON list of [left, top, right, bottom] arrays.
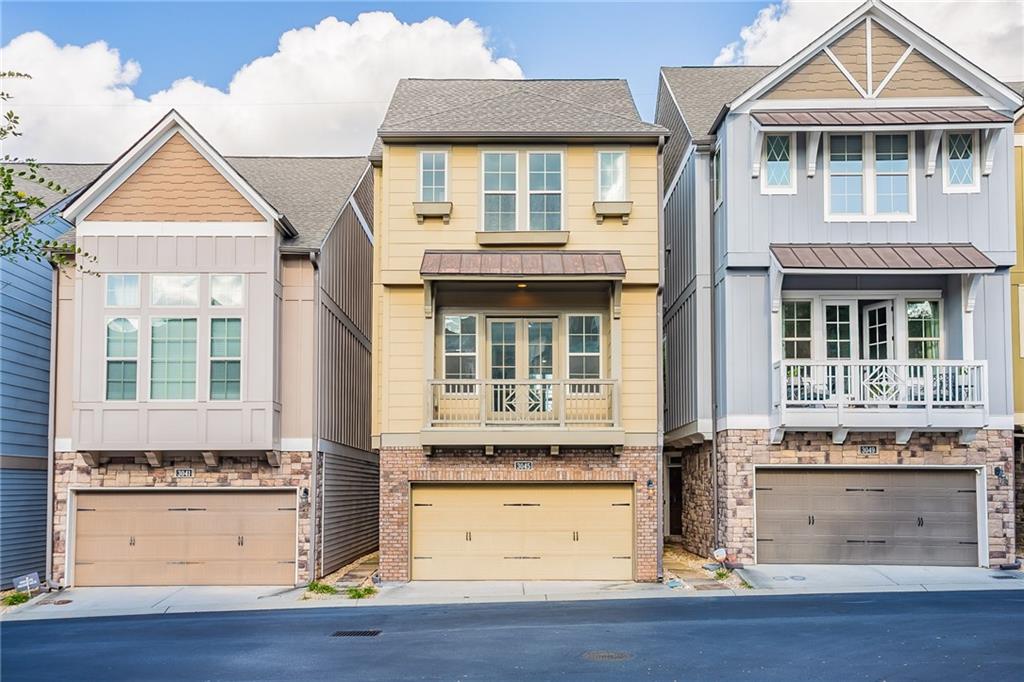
[[737, 564, 1024, 594]]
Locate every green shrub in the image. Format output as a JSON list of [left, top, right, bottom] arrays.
[[345, 586, 377, 600], [3, 592, 30, 606], [713, 568, 731, 581], [307, 581, 338, 595]]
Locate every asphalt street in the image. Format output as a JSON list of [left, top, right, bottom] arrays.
[[3, 590, 1022, 680]]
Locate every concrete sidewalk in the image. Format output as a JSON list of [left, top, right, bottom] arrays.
[[737, 564, 1024, 594]]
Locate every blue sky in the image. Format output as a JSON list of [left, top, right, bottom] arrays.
[[2, 1, 765, 119]]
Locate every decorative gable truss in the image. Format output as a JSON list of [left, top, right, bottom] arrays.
[[765, 17, 977, 101]]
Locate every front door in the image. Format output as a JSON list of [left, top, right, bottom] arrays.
[[668, 466, 683, 536]]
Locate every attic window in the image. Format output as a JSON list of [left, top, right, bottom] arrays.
[[943, 132, 980, 194], [761, 133, 796, 195]]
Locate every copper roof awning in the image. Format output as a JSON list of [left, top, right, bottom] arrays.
[[420, 250, 626, 279], [771, 244, 995, 272], [752, 108, 1011, 127]]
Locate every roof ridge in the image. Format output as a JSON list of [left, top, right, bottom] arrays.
[[661, 64, 778, 70], [383, 85, 520, 128]]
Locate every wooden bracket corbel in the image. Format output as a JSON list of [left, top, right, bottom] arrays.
[[266, 450, 281, 467], [750, 123, 764, 178], [423, 282, 434, 318], [981, 128, 999, 176], [484, 445, 495, 457], [202, 451, 220, 468], [549, 445, 560, 457], [80, 451, 100, 467], [612, 281, 622, 319], [924, 130, 942, 176], [806, 132, 821, 177], [144, 451, 163, 468]]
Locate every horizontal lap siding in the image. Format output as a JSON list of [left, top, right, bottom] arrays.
[[0, 469, 47, 585], [321, 450, 379, 575]]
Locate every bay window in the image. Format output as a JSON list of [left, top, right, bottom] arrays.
[[210, 274, 244, 307], [210, 318, 242, 400], [151, 274, 199, 307], [105, 274, 139, 307]]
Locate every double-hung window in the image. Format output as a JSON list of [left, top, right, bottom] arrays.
[[210, 318, 242, 400], [943, 131, 979, 193], [828, 135, 864, 215], [712, 147, 722, 209], [906, 301, 941, 360], [420, 151, 447, 202], [150, 317, 197, 399], [528, 152, 562, 230], [762, 133, 795, 194], [874, 134, 910, 215], [443, 314, 477, 392], [827, 133, 915, 219], [597, 151, 627, 201], [105, 318, 138, 400], [782, 301, 812, 360], [483, 152, 517, 231], [567, 314, 601, 393]]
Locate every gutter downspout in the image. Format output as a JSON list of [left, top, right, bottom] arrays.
[[309, 249, 321, 581], [45, 264, 59, 589], [706, 141, 721, 552], [655, 135, 666, 582]]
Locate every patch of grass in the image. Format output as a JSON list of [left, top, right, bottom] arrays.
[[713, 568, 731, 581], [739, 578, 753, 589], [345, 585, 377, 600], [3, 592, 30, 607], [307, 581, 339, 595]]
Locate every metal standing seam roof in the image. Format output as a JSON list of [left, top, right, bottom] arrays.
[[420, 250, 626, 278], [752, 108, 1012, 127], [770, 244, 995, 270]]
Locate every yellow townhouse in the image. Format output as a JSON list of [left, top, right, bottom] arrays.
[[1011, 81, 1024, 553], [369, 79, 669, 581]]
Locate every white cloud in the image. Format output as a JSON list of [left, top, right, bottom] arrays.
[[1, 12, 522, 162], [714, 0, 1024, 82]]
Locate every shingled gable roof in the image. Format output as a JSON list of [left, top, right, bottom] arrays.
[[377, 78, 668, 141], [40, 157, 368, 250], [659, 66, 775, 146]]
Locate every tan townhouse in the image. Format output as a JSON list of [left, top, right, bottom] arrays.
[[47, 110, 378, 587], [1010, 81, 1024, 554], [370, 79, 669, 581]]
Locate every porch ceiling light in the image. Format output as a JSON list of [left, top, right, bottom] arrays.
[[516, 282, 528, 289]]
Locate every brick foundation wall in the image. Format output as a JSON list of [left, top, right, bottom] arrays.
[[677, 442, 715, 559], [1016, 439, 1023, 559], [52, 451, 313, 586], [378, 446, 661, 582], [714, 429, 1015, 566]]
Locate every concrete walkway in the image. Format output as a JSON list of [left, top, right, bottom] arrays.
[[737, 564, 1024, 594]]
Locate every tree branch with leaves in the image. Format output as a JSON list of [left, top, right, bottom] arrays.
[[1, 70, 91, 268]]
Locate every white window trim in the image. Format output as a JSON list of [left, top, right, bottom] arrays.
[[150, 273, 200, 308], [712, 143, 723, 211], [596, 148, 630, 202], [566, 314, 603, 382], [526, 150, 565, 231], [760, 132, 797, 195], [104, 273, 141, 308], [905, 300, 943, 359], [823, 132, 917, 222], [149, 316, 199, 402], [209, 316, 243, 401], [210, 273, 246, 308], [419, 149, 449, 202], [781, 300, 813, 360], [942, 130, 981, 194], [442, 313, 480, 393], [104, 316, 139, 402], [480, 150, 519, 232], [781, 290, 944, 362]]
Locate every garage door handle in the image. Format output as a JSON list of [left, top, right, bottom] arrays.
[[465, 531, 472, 541], [917, 517, 924, 527]]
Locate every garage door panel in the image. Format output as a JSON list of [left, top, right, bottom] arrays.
[[411, 484, 633, 580], [756, 469, 979, 566], [74, 491, 296, 586]]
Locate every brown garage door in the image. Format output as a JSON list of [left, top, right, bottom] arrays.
[[411, 483, 633, 580], [755, 469, 978, 566], [74, 491, 297, 586]]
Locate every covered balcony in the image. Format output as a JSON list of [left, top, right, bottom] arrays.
[[418, 250, 627, 452], [768, 243, 996, 444]]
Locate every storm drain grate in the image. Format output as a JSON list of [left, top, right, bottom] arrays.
[[991, 574, 1021, 580], [331, 630, 382, 637], [582, 650, 633, 662]]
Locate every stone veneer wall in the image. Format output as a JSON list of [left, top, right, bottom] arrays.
[[378, 446, 661, 582], [52, 451, 313, 586], [1016, 440, 1023, 558], [715, 429, 1015, 566], [677, 442, 715, 559]]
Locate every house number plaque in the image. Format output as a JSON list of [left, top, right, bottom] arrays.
[[175, 467, 194, 478], [858, 445, 879, 456], [513, 460, 534, 471]]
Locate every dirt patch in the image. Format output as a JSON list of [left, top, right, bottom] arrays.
[[663, 543, 750, 590], [303, 552, 379, 601]]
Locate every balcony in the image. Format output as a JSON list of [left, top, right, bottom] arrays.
[[423, 379, 624, 450], [772, 360, 988, 443]]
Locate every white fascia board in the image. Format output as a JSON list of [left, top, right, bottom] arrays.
[[64, 110, 283, 227], [77, 221, 272, 237], [753, 122, 1008, 133], [739, 96, 1006, 114]]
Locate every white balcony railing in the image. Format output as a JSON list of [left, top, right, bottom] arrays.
[[773, 360, 988, 432], [427, 379, 618, 429]]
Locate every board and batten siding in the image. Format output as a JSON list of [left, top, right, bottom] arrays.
[[1011, 141, 1024, 424], [319, 448, 379, 575], [720, 116, 1017, 266]]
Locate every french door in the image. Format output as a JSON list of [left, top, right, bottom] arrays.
[[487, 318, 555, 422], [862, 302, 894, 360]]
